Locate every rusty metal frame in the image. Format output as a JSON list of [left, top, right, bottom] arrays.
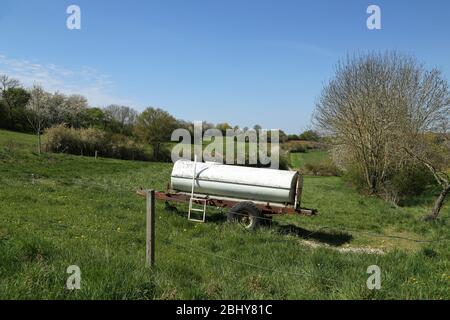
[[136, 188, 317, 216]]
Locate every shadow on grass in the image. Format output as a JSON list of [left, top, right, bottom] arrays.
[[274, 223, 353, 247], [207, 212, 228, 223], [163, 202, 352, 246]]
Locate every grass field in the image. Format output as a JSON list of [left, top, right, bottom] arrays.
[[290, 150, 329, 169], [0, 130, 449, 299]]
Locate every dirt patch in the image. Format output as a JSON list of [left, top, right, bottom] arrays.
[[298, 239, 385, 255]]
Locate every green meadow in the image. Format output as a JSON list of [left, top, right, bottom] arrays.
[[0, 130, 449, 299]]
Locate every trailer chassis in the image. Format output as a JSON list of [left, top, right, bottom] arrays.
[[136, 188, 317, 216]]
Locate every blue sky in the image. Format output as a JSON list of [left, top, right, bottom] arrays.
[[0, 0, 449, 133]]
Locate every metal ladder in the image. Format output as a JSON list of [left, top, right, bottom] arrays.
[[188, 155, 207, 223]]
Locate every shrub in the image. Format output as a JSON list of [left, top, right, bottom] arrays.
[[304, 162, 341, 176], [43, 125, 149, 161], [378, 165, 436, 206], [286, 134, 300, 141], [388, 164, 436, 196], [43, 124, 82, 154], [289, 144, 307, 153], [283, 140, 325, 153], [342, 165, 367, 192], [298, 130, 321, 142], [343, 162, 436, 202]]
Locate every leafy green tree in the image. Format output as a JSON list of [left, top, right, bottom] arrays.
[[85, 107, 107, 129], [0, 76, 31, 131], [135, 107, 178, 160], [287, 134, 300, 141], [1, 87, 30, 131], [299, 130, 321, 142]]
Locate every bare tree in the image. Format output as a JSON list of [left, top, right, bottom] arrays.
[[315, 52, 450, 194], [315, 52, 450, 218], [25, 84, 51, 154], [104, 104, 138, 134], [0, 74, 20, 123]]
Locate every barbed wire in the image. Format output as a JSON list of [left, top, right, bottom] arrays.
[[2, 208, 449, 244], [0, 217, 337, 282], [2, 213, 449, 287], [160, 238, 340, 283]]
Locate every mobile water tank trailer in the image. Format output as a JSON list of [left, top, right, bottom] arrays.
[[137, 159, 317, 229]]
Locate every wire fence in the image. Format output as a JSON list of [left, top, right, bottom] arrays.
[[3, 208, 450, 244], [1, 205, 449, 285]]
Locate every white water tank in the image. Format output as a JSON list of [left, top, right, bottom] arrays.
[[170, 160, 299, 204]]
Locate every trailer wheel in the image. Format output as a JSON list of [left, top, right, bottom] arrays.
[[227, 201, 262, 230]]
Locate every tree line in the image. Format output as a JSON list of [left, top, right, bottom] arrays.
[[0, 76, 139, 137], [1, 76, 317, 160]]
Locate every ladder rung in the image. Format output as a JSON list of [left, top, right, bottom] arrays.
[[188, 218, 205, 223], [190, 208, 205, 212], [191, 198, 207, 202]]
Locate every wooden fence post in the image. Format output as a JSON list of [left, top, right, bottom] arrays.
[[146, 189, 155, 267]]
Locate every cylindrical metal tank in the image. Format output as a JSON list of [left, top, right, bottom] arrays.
[[170, 160, 299, 204]]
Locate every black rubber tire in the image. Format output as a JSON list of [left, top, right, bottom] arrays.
[[227, 201, 263, 230]]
